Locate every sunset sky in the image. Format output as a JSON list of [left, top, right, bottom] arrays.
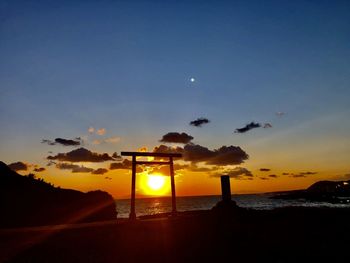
[[1, 0, 350, 198]]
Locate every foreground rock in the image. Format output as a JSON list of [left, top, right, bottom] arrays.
[[0, 161, 116, 228], [1, 206, 349, 263]]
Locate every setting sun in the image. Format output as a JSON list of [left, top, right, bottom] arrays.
[[147, 174, 165, 190], [140, 173, 170, 196]]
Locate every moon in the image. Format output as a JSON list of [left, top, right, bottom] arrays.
[[190, 77, 195, 83]]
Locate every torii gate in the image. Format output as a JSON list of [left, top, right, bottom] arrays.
[[121, 151, 182, 220]]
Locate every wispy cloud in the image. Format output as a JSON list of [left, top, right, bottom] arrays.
[[234, 122, 261, 133], [96, 128, 106, 136], [289, 171, 318, 178], [34, 167, 46, 172], [42, 137, 82, 146], [211, 167, 253, 180], [263, 123, 272, 128], [92, 168, 108, 175], [190, 118, 210, 127], [88, 127, 106, 136], [92, 136, 121, 145], [56, 163, 94, 173]]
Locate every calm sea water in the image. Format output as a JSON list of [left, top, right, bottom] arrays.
[[115, 194, 350, 218]]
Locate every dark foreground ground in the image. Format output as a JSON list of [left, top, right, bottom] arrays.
[[1, 207, 349, 263]]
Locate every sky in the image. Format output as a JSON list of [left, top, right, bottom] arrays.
[[1, 0, 350, 198]]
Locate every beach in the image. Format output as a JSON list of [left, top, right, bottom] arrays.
[[1, 207, 349, 263]]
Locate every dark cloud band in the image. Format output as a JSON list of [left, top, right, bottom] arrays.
[[47, 147, 115, 162]]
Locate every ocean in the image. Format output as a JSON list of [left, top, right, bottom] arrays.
[[115, 194, 350, 218]]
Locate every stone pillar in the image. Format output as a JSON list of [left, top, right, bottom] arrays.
[[221, 175, 231, 202]]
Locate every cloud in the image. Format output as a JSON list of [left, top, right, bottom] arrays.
[[260, 177, 269, 180], [151, 165, 171, 175], [290, 174, 306, 178], [56, 163, 94, 173], [42, 138, 82, 146], [46, 160, 56, 166], [104, 136, 120, 143], [289, 171, 317, 178], [211, 167, 253, 179], [96, 128, 106, 136], [150, 163, 201, 175], [34, 167, 46, 172], [41, 139, 56, 146], [73, 166, 94, 173], [160, 132, 194, 144], [104, 176, 112, 180], [112, 152, 122, 159], [92, 168, 108, 175], [110, 159, 132, 170], [276, 112, 285, 117], [152, 143, 249, 166], [182, 144, 213, 162], [92, 136, 121, 145], [268, 174, 278, 178], [186, 144, 249, 165], [190, 118, 210, 127], [8, 161, 28, 171], [234, 122, 261, 133], [263, 123, 272, 128], [138, 147, 148, 152], [110, 159, 143, 173], [300, 171, 318, 175], [260, 168, 271, 172], [88, 127, 106, 136], [187, 164, 217, 172], [55, 138, 81, 146], [282, 172, 289, 175], [153, 144, 184, 155], [47, 147, 115, 163]]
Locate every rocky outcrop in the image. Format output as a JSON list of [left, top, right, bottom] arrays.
[[272, 180, 350, 204], [0, 161, 116, 228]]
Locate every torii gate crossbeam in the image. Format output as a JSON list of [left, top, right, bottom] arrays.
[[121, 151, 182, 220]]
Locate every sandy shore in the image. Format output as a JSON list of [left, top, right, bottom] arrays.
[[1, 207, 349, 263]]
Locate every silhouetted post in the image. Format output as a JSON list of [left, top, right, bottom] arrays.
[[129, 155, 136, 220], [169, 157, 177, 216], [221, 175, 231, 202]]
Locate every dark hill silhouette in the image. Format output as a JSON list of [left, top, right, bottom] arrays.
[[272, 179, 350, 203], [0, 161, 116, 228]]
